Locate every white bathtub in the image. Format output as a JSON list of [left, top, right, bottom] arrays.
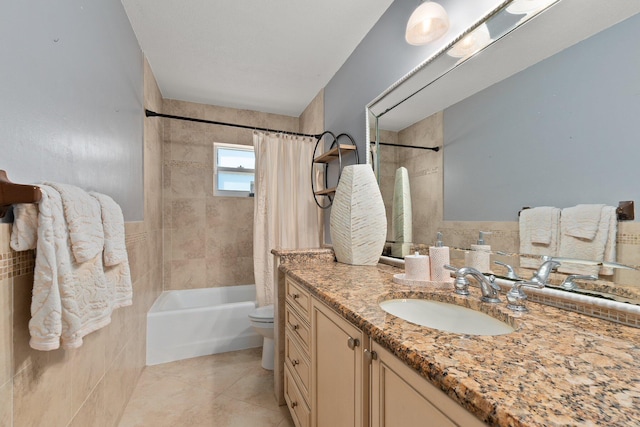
[[146, 284, 262, 365]]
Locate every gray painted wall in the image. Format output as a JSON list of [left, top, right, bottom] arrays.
[[444, 13, 640, 221], [324, 0, 501, 156], [322, 0, 501, 241], [1, 0, 144, 221]]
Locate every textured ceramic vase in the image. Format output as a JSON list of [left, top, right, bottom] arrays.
[[330, 164, 387, 265]]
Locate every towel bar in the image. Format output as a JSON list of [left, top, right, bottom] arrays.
[[0, 170, 42, 218]]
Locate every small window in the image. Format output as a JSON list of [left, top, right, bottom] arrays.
[[214, 143, 255, 197]]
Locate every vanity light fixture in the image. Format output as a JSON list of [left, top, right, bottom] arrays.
[[405, 1, 450, 46], [447, 23, 491, 58]]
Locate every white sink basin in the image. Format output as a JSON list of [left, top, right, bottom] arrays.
[[379, 299, 514, 336]]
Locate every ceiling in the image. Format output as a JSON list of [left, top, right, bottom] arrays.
[[121, 0, 394, 117]]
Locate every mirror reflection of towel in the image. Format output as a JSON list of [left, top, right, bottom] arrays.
[[519, 207, 560, 269], [558, 205, 617, 276]]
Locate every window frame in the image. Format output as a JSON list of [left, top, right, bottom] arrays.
[[213, 142, 255, 197]]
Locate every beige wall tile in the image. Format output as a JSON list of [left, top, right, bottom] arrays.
[[299, 89, 324, 135], [12, 273, 35, 376], [163, 99, 294, 291], [169, 259, 207, 290], [67, 382, 105, 427], [68, 326, 106, 415], [169, 163, 208, 199], [0, 380, 12, 427], [13, 350, 73, 427], [172, 199, 206, 230], [0, 279, 11, 386], [171, 227, 206, 260], [0, 225, 10, 253], [102, 346, 136, 427]]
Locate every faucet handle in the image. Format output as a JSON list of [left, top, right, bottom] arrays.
[[506, 280, 544, 312], [494, 261, 520, 280], [443, 265, 471, 296], [560, 274, 597, 290]]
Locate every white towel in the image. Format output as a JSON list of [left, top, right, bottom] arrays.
[[519, 207, 560, 269], [10, 203, 39, 251], [562, 204, 605, 240], [558, 205, 616, 276], [88, 192, 128, 266], [13, 187, 63, 350], [44, 182, 104, 264], [22, 185, 116, 350], [89, 191, 132, 308]]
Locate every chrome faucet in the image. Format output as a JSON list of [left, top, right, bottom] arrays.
[[494, 261, 520, 280], [560, 274, 597, 290], [444, 265, 501, 303], [531, 256, 561, 285], [506, 280, 545, 312]]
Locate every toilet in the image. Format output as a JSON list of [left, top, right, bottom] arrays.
[[248, 304, 275, 370]]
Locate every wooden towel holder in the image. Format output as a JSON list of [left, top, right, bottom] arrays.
[[0, 170, 42, 218]]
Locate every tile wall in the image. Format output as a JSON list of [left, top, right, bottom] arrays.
[[0, 58, 164, 427], [162, 90, 324, 291]]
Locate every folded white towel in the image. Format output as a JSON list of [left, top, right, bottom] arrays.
[[519, 207, 560, 269], [10, 203, 39, 251], [27, 185, 115, 350], [89, 192, 128, 266], [44, 182, 104, 264], [562, 204, 605, 240], [17, 187, 63, 350], [89, 191, 132, 308], [558, 205, 615, 276]]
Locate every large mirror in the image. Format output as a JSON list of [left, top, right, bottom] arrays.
[[366, 0, 640, 302]]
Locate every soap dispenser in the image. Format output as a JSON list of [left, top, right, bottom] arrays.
[[465, 231, 492, 273], [429, 232, 452, 282]]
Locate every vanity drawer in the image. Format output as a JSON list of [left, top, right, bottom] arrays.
[[285, 365, 311, 427], [285, 331, 310, 400], [286, 277, 311, 322], [285, 304, 311, 351]]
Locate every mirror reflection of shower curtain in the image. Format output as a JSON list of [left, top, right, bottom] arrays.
[[253, 132, 321, 307], [391, 167, 412, 257]]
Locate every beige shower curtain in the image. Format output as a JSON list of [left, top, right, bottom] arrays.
[[253, 131, 321, 307]]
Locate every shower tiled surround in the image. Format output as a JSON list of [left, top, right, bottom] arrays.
[[0, 59, 164, 427], [162, 91, 324, 291]]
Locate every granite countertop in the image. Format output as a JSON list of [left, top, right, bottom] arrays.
[[279, 259, 640, 427]]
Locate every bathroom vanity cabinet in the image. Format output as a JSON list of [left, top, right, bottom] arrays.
[[284, 274, 484, 427], [370, 342, 485, 427]]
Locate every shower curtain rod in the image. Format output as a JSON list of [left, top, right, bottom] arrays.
[[371, 141, 440, 152], [145, 109, 327, 139]]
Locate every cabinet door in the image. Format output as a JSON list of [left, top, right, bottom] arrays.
[[370, 342, 486, 427], [311, 299, 365, 427]]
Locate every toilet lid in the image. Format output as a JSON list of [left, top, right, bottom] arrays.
[[249, 304, 274, 321]]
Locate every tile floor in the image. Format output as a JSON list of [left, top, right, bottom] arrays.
[[118, 348, 295, 427]]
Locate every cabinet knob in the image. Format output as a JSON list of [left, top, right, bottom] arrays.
[[292, 359, 299, 366], [364, 349, 378, 362], [292, 324, 299, 331], [347, 337, 360, 350], [291, 401, 298, 409], [292, 293, 300, 299]]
